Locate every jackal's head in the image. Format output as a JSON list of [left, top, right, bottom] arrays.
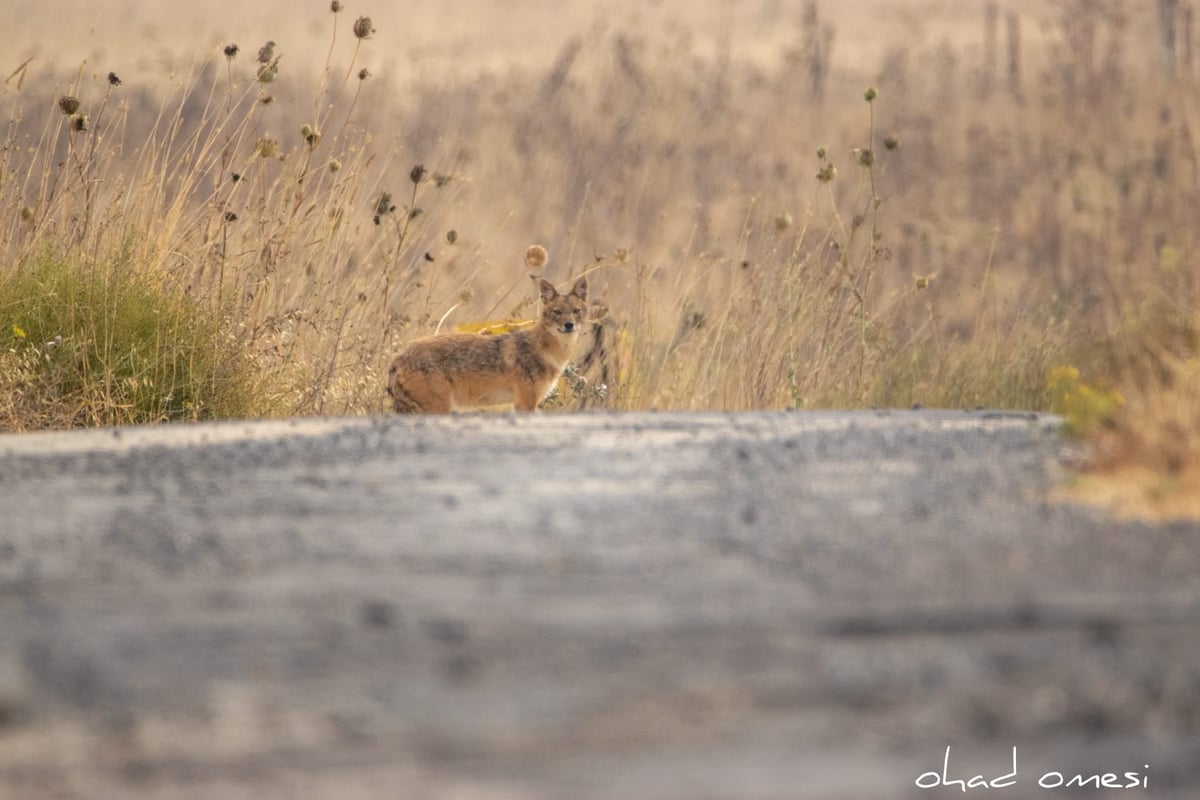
[[539, 277, 588, 335]]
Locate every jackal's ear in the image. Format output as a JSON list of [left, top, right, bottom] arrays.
[[538, 278, 558, 303], [570, 276, 588, 301]]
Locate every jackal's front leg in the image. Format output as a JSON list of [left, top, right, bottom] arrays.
[[512, 382, 540, 412]]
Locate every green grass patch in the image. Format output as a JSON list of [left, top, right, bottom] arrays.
[[1, 251, 262, 429]]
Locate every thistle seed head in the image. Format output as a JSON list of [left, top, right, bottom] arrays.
[[257, 41, 277, 64], [69, 113, 89, 132], [353, 16, 375, 39], [254, 135, 280, 159], [373, 191, 395, 224], [358, 67, 372, 80], [223, 43, 240, 59], [301, 123, 322, 147], [330, 0, 343, 11], [107, 72, 122, 86], [864, 86, 878, 102], [410, 164, 427, 184], [257, 62, 279, 84], [58, 95, 81, 115], [854, 147, 875, 168], [524, 244, 549, 270]]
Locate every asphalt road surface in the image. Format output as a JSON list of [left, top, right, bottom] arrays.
[[0, 410, 1197, 799]]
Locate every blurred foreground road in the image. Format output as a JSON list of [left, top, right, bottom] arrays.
[[0, 411, 1197, 799]]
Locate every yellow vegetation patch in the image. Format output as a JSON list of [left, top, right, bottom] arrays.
[[454, 319, 536, 336]]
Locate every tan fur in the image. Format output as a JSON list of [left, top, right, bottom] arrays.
[[388, 277, 588, 413]]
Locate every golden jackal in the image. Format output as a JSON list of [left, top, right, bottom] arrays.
[[387, 277, 588, 413]]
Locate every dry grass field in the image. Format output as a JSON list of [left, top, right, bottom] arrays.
[[1, 0, 1197, 513]]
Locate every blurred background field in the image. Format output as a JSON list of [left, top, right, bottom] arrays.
[[1, 0, 1197, 511]]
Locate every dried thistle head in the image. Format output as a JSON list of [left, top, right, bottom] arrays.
[[854, 147, 875, 168], [107, 72, 121, 86], [816, 162, 836, 183], [301, 123, 322, 147], [774, 213, 793, 231], [446, 229, 458, 244], [883, 135, 900, 151], [58, 95, 81, 115], [410, 164, 427, 184], [525, 244, 549, 270], [256, 62, 279, 84], [353, 16, 375, 39], [328, 159, 342, 174], [254, 135, 280, 159], [257, 41, 277, 64], [373, 191, 396, 224], [330, 0, 343, 11], [69, 114, 89, 133], [358, 67, 372, 80], [864, 86, 878, 102], [223, 43, 239, 59]]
